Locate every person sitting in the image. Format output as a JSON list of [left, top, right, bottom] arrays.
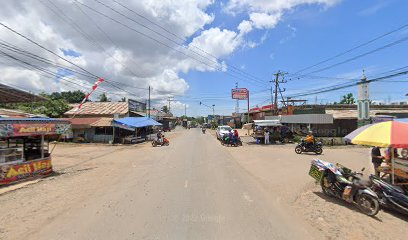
[[157, 130, 163, 143], [305, 131, 315, 148]]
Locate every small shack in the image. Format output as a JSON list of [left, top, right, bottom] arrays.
[[112, 117, 162, 143]]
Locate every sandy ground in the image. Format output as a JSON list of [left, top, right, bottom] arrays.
[[0, 128, 406, 239]]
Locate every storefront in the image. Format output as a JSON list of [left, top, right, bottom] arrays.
[[0, 118, 71, 185]]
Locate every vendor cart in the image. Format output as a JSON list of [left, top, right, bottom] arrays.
[[344, 120, 408, 185], [0, 118, 70, 185]]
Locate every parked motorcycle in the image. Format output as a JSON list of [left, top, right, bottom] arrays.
[[152, 137, 170, 147], [295, 139, 323, 155], [309, 159, 380, 216], [369, 175, 408, 215]]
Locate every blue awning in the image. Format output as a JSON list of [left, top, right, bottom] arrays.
[[113, 117, 162, 131]]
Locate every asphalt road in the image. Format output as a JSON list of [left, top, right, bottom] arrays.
[[30, 128, 315, 240]]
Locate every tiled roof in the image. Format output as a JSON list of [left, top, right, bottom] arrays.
[[64, 102, 129, 116]]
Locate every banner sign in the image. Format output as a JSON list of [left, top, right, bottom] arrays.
[[232, 88, 249, 100], [0, 123, 70, 137], [0, 158, 52, 185], [128, 99, 147, 113]]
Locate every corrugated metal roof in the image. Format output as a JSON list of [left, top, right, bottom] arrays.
[[90, 118, 113, 127], [0, 83, 46, 103], [64, 102, 129, 116], [0, 108, 46, 118], [266, 114, 333, 124], [60, 118, 101, 126], [326, 109, 408, 119], [0, 118, 70, 124]]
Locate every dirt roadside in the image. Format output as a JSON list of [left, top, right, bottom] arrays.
[[223, 139, 408, 240], [0, 141, 153, 239]]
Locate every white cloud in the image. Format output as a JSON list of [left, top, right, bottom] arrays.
[[0, 0, 214, 102], [237, 20, 253, 35], [249, 12, 282, 29], [180, 27, 242, 72], [229, 0, 340, 39]]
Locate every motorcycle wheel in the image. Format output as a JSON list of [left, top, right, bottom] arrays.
[[295, 146, 302, 154], [315, 147, 323, 155], [321, 177, 334, 197], [356, 193, 380, 216], [238, 141, 243, 146], [152, 141, 157, 147], [164, 142, 170, 146]]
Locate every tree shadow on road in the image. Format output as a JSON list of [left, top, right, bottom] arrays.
[[313, 191, 382, 221]]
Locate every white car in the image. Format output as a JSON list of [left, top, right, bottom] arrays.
[[216, 126, 233, 140]]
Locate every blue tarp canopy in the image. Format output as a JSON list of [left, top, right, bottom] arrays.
[[113, 117, 162, 131]]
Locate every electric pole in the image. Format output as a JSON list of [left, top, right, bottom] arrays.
[[167, 96, 174, 113], [148, 86, 151, 118], [184, 104, 187, 116], [272, 71, 287, 115]]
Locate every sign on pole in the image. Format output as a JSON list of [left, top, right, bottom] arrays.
[[232, 88, 249, 100]]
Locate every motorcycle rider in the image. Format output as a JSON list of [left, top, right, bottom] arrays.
[[157, 130, 163, 144], [305, 131, 315, 149]]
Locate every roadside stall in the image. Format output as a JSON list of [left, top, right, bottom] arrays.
[[250, 120, 293, 143], [344, 121, 408, 185], [112, 117, 162, 144], [0, 118, 71, 185]]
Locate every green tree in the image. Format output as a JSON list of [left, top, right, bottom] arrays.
[[5, 93, 70, 118], [99, 93, 109, 102], [161, 105, 169, 113], [340, 93, 355, 104], [49, 90, 86, 103]]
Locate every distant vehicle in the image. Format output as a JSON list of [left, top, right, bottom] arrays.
[[216, 125, 233, 140]]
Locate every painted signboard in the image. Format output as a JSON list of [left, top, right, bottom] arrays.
[[0, 123, 70, 137], [128, 99, 146, 113], [0, 158, 52, 185], [232, 88, 249, 100]]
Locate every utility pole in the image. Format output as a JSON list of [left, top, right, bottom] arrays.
[[184, 104, 187, 116], [272, 71, 287, 115], [167, 96, 174, 113], [148, 86, 151, 118]]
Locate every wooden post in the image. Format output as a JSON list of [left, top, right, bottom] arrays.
[[41, 134, 44, 159]]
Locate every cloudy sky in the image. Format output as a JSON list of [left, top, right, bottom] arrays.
[[0, 0, 407, 116]]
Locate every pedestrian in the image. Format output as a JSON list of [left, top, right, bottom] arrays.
[[264, 128, 270, 145], [371, 146, 384, 177]]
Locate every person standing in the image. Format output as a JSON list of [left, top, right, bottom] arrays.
[[264, 129, 270, 145], [372, 146, 384, 177]]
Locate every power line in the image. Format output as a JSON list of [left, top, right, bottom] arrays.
[[291, 22, 408, 76], [109, 0, 268, 85], [304, 35, 408, 75], [287, 70, 408, 98], [73, 0, 268, 88]]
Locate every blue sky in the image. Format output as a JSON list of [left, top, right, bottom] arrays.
[[1, 0, 407, 117], [179, 0, 408, 116]]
